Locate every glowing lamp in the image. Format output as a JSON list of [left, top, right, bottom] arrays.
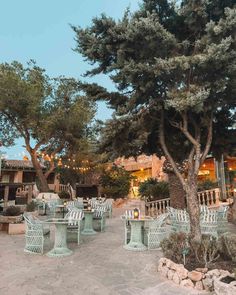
[[133, 208, 139, 219], [63, 201, 67, 207]]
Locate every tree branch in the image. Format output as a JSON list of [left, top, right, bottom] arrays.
[[159, 109, 186, 188], [200, 113, 213, 165]]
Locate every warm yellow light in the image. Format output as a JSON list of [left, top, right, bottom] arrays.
[[229, 167, 232, 171], [140, 168, 144, 172]]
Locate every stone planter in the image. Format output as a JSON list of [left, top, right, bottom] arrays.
[[0, 215, 23, 224], [158, 257, 233, 292], [8, 222, 26, 235], [214, 275, 236, 295]]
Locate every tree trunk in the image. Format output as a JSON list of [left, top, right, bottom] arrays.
[[168, 171, 186, 209], [30, 152, 50, 192], [185, 174, 201, 244]]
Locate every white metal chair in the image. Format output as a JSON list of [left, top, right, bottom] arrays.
[[93, 205, 107, 232], [64, 209, 84, 245]]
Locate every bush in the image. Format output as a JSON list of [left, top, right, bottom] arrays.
[[99, 165, 134, 199], [160, 232, 191, 265], [4, 206, 21, 216], [26, 201, 36, 212], [218, 232, 236, 262], [197, 180, 218, 192], [139, 178, 169, 201], [193, 235, 220, 267], [58, 191, 71, 199]]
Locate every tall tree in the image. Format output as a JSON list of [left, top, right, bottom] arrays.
[[0, 61, 96, 191], [73, 0, 236, 243]]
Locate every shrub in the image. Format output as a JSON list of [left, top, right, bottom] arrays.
[[218, 232, 236, 262], [5, 206, 21, 216], [139, 178, 169, 201], [160, 232, 191, 265], [58, 191, 71, 199], [197, 180, 218, 192], [26, 201, 36, 212], [99, 165, 134, 199], [193, 235, 220, 267]]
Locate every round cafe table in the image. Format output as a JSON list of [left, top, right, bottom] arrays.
[[124, 218, 149, 251], [44, 218, 72, 257], [81, 210, 96, 235]]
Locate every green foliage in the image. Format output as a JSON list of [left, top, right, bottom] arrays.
[[197, 180, 218, 192], [99, 165, 134, 199], [4, 206, 21, 216], [160, 232, 191, 264], [218, 232, 236, 262], [0, 61, 96, 191], [26, 201, 36, 212], [58, 191, 71, 200], [138, 178, 169, 200]]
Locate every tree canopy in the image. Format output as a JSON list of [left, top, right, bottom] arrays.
[[73, 0, 236, 242], [0, 61, 96, 191]]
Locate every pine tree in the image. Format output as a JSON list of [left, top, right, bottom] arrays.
[[73, 0, 236, 243]]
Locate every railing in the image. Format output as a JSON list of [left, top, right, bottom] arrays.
[[145, 198, 170, 217], [145, 188, 224, 216], [197, 188, 220, 207]]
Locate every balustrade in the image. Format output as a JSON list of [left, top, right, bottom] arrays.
[[145, 188, 221, 216]]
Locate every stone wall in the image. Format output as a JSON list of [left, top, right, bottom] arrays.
[[158, 257, 232, 292]]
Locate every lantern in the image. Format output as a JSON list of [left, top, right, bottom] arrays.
[[133, 208, 139, 219], [63, 200, 67, 207]]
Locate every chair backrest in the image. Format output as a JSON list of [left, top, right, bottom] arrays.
[[200, 205, 209, 214], [65, 209, 84, 225], [36, 192, 60, 201], [201, 210, 218, 224], [148, 213, 169, 229]]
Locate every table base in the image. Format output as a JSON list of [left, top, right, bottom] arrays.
[[123, 243, 147, 251], [81, 229, 97, 235], [46, 247, 73, 257]]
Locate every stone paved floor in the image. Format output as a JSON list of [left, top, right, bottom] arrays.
[[0, 201, 212, 295]]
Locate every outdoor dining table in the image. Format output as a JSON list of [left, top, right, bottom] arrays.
[[124, 217, 151, 251], [44, 218, 73, 257], [81, 210, 96, 235]]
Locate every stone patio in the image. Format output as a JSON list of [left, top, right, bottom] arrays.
[[0, 202, 213, 295]]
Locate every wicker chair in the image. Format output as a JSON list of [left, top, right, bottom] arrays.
[[167, 207, 190, 233], [104, 198, 113, 218], [200, 209, 218, 237], [143, 213, 170, 249], [23, 213, 45, 254]]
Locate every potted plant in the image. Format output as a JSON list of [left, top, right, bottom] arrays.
[[26, 201, 38, 217]]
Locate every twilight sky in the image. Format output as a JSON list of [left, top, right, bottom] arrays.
[[0, 0, 140, 159]]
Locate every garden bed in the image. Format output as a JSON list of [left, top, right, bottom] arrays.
[[158, 257, 235, 292]]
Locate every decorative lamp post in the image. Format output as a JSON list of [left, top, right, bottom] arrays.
[[133, 208, 140, 219]]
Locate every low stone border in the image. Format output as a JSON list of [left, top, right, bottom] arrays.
[[158, 257, 232, 292]]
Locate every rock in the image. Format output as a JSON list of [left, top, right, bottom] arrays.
[[180, 279, 194, 288], [219, 270, 231, 277], [195, 267, 208, 273], [160, 266, 169, 277], [166, 259, 172, 268], [195, 281, 204, 291], [172, 272, 181, 285], [202, 277, 213, 291], [158, 257, 166, 266], [167, 269, 175, 280], [188, 270, 203, 282], [206, 269, 221, 278], [175, 265, 188, 280], [157, 264, 163, 272], [214, 275, 236, 295]]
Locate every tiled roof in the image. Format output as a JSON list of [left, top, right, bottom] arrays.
[[4, 160, 34, 169]]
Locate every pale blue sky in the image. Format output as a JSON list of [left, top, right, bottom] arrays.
[[0, 0, 140, 159]]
